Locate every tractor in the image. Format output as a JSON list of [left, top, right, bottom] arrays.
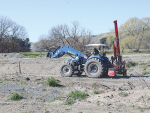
[[47, 20, 127, 78]]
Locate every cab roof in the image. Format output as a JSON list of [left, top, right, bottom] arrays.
[[86, 44, 107, 47]]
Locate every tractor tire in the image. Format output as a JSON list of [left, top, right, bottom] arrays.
[[84, 58, 106, 78], [60, 64, 74, 77]]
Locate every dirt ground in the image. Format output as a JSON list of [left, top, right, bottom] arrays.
[[0, 54, 150, 113]]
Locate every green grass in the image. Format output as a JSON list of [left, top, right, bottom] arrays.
[[46, 77, 59, 87], [64, 99, 74, 105], [139, 62, 147, 65], [20, 81, 27, 84], [93, 90, 99, 94], [64, 91, 88, 105], [118, 92, 128, 97], [138, 106, 150, 112], [106, 49, 150, 55], [142, 71, 149, 75], [8, 93, 23, 101], [19, 52, 47, 58], [126, 61, 138, 68], [68, 91, 88, 100], [48, 96, 61, 103], [17, 49, 150, 58], [19, 52, 70, 58]]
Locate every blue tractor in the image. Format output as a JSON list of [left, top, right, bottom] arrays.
[[47, 20, 127, 77], [47, 44, 112, 78]]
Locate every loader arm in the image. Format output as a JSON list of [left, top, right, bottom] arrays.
[[47, 45, 88, 63]]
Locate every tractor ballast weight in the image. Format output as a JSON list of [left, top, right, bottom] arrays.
[[108, 20, 127, 76]]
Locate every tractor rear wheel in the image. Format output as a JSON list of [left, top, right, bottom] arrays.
[[60, 64, 74, 77], [84, 58, 106, 78]]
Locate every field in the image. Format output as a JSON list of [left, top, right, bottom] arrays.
[[0, 53, 150, 113]]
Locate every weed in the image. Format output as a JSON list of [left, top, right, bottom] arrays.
[[0, 80, 4, 83], [94, 90, 99, 94], [64, 91, 88, 105], [138, 106, 150, 112], [126, 61, 138, 68], [8, 93, 23, 101], [46, 77, 59, 87], [97, 101, 100, 106], [68, 91, 88, 100], [3, 54, 7, 57], [93, 82, 97, 85], [118, 92, 128, 97], [11, 62, 16, 64], [20, 81, 27, 84], [64, 99, 74, 105], [48, 96, 61, 103], [142, 66, 147, 70], [142, 71, 149, 75], [139, 62, 146, 65]]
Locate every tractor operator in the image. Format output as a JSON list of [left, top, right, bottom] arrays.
[[93, 48, 99, 55]]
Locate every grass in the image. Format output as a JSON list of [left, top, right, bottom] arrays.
[[93, 90, 99, 94], [65, 91, 88, 105], [20, 81, 27, 84], [46, 77, 59, 87], [64, 99, 74, 105], [48, 96, 61, 103], [19, 52, 70, 58], [68, 91, 88, 100], [106, 49, 150, 55], [126, 61, 138, 68], [142, 71, 149, 75], [18, 49, 150, 58], [19, 52, 47, 58], [139, 62, 147, 65], [8, 93, 23, 101], [138, 106, 150, 112], [118, 92, 128, 97], [142, 66, 147, 70]]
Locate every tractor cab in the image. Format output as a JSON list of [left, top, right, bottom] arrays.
[[86, 44, 107, 57]]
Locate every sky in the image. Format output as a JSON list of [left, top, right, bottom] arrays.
[[0, 0, 150, 42]]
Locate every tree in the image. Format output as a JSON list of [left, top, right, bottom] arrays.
[[0, 16, 30, 52], [39, 21, 92, 52], [106, 17, 150, 52], [122, 17, 150, 51]]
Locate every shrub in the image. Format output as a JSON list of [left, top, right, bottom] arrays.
[[8, 93, 23, 101], [46, 77, 59, 87], [68, 91, 88, 100]]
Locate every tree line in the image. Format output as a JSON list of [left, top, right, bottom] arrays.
[[0, 16, 30, 53], [106, 17, 150, 52], [35, 21, 92, 52]]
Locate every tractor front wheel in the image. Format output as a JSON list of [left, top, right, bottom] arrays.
[[84, 59, 105, 78], [60, 64, 74, 77]]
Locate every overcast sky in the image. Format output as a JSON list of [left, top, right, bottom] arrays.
[[0, 0, 149, 42]]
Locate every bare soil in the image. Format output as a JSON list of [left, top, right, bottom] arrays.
[[0, 54, 150, 113]]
